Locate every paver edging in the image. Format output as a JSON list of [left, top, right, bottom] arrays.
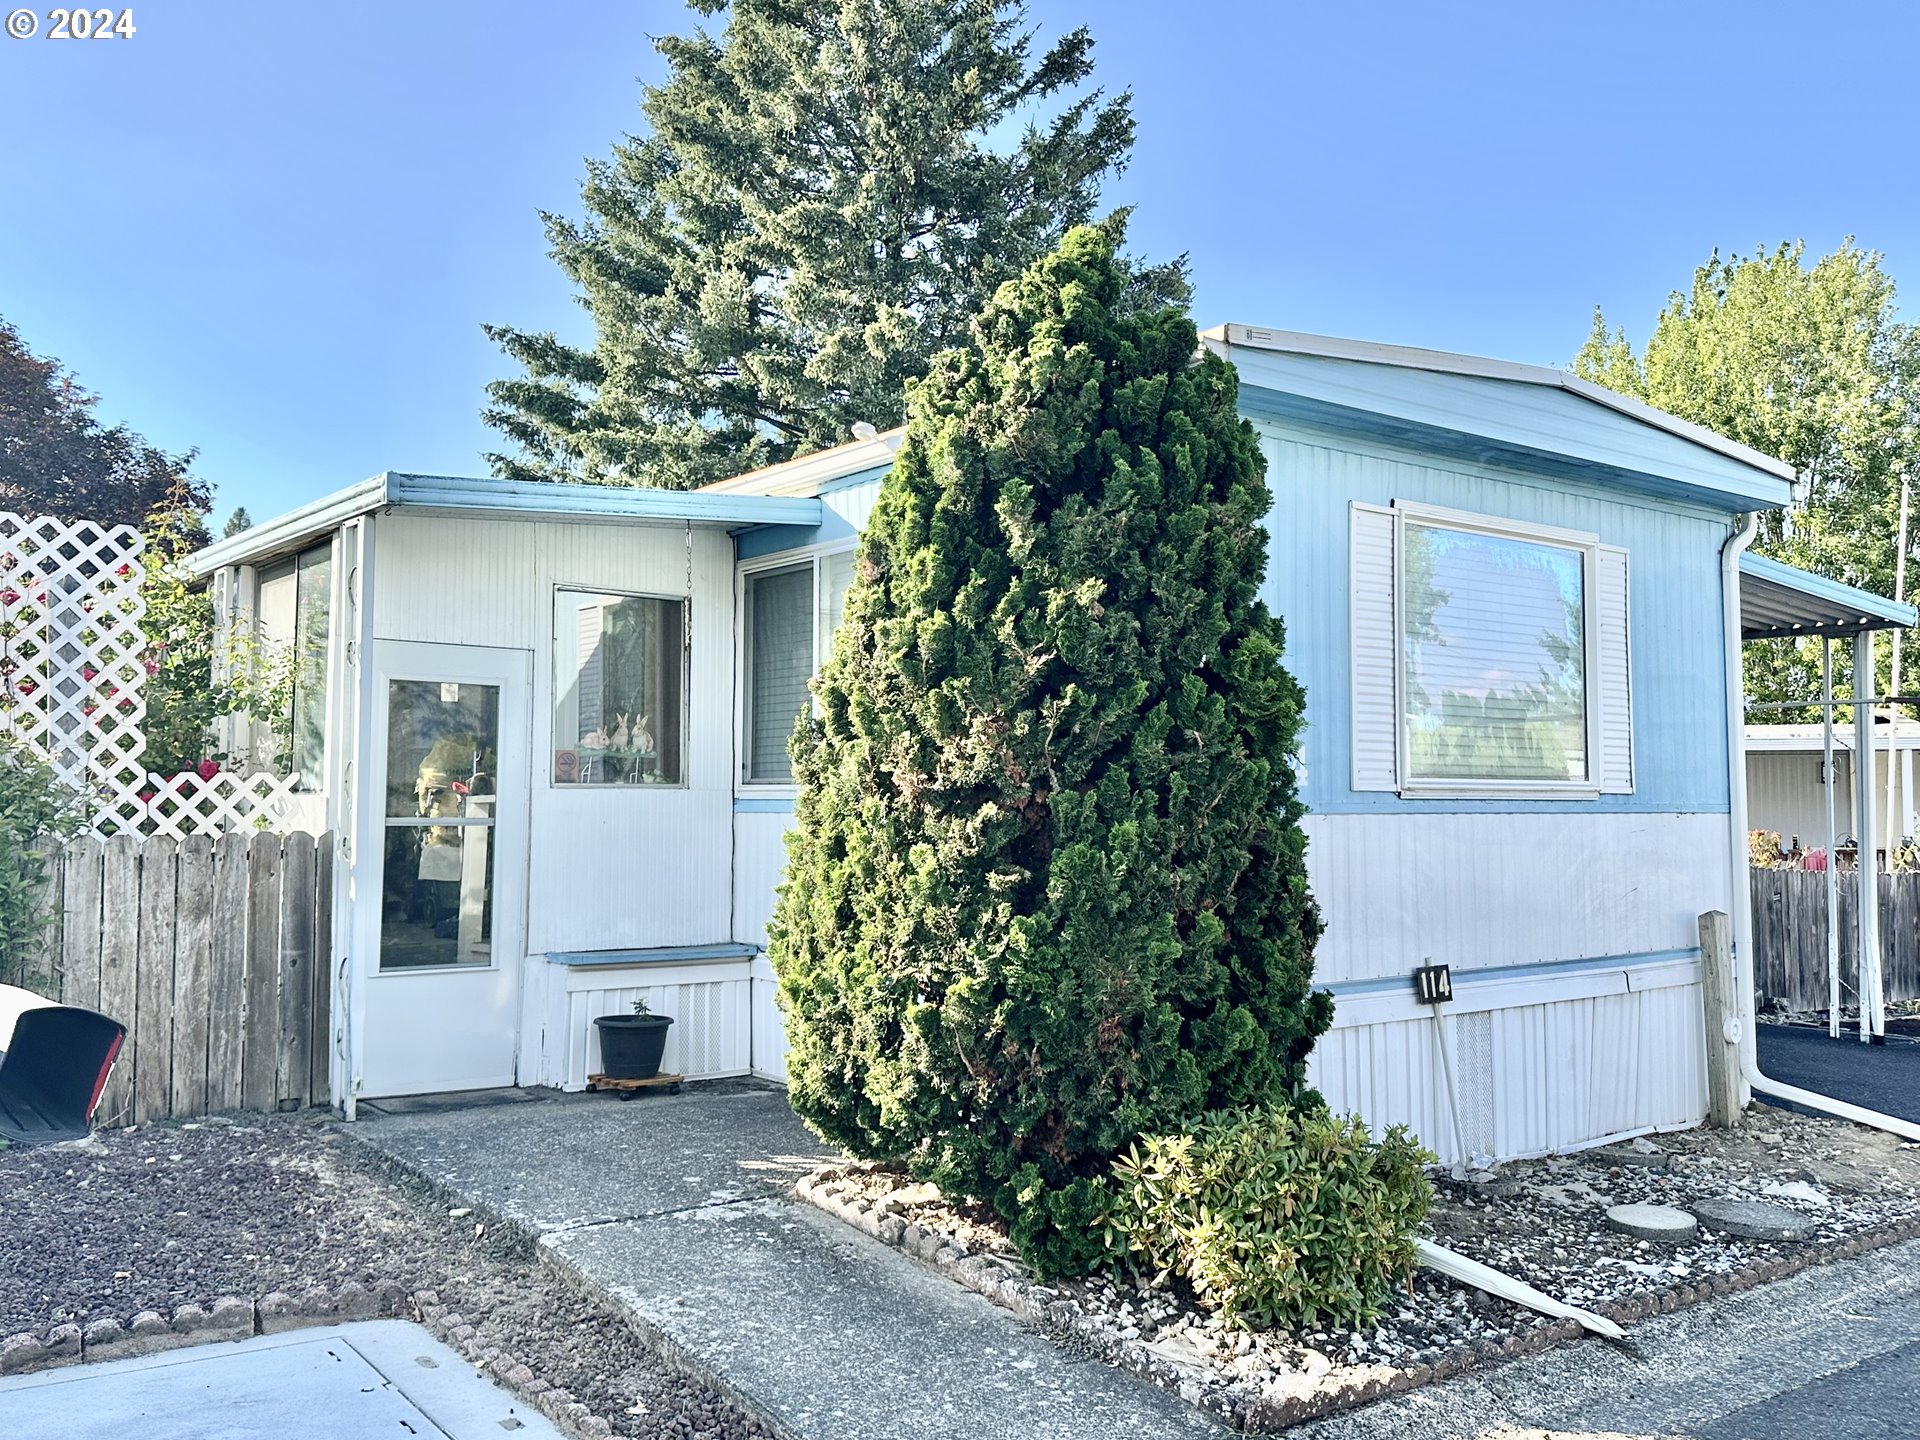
[[794, 1167, 1920, 1433]]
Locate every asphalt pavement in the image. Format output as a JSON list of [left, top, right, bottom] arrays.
[[1758, 1022, 1920, 1123]]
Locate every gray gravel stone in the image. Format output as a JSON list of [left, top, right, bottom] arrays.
[[1695, 1197, 1819, 1242], [0, 1333, 46, 1374], [1604, 1203, 1699, 1242], [1592, 1144, 1672, 1171]]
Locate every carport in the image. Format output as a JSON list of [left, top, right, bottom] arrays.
[[1736, 550, 1918, 1046]]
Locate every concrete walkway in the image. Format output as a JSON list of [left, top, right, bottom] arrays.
[[349, 1086, 1221, 1440], [0, 1321, 565, 1440]]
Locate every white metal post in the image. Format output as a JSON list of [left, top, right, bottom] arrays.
[[1823, 638, 1840, 1038], [1854, 629, 1884, 1040]]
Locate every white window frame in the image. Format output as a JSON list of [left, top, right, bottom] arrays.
[[549, 584, 692, 790], [736, 542, 858, 792], [1391, 500, 1603, 800]]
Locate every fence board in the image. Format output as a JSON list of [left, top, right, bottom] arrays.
[[276, 831, 316, 1110], [309, 842, 334, 1106], [205, 830, 251, 1112], [57, 835, 101, 1008], [1753, 867, 1920, 1011], [96, 832, 142, 1126], [133, 837, 178, 1124], [33, 830, 337, 1127], [170, 836, 216, 1118], [241, 836, 283, 1112]]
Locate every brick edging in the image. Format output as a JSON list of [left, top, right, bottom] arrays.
[[795, 1169, 1920, 1433]]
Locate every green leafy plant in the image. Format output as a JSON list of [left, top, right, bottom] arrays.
[[769, 224, 1329, 1277], [1099, 1107, 1433, 1331], [0, 740, 87, 990], [631, 995, 652, 1016]]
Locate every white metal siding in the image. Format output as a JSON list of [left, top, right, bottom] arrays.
[[732, 809, 793, 948], [371, 514, 736, 954], [1303, 811, 1730, 984], [1348, 502, 1398, 790]]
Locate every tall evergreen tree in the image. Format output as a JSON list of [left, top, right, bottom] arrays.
[[1574, 240, 1920, 710], [485, 0, 1181, 490], [770, 227, 1329, 1275]]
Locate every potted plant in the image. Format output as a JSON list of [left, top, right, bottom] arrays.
[[593, 996, 674, 1080]]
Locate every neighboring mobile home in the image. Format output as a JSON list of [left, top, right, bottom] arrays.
[[189, 326, 1903, 1165]]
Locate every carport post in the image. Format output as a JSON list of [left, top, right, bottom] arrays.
[[1823, 638, 1840, 1039], [1854, 628, 1885, 1040]]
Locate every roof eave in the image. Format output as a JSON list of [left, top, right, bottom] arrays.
[[1204, 323, 1800, 487]]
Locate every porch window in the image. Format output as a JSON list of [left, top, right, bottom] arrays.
[[251, 542, 331, 788], [744, 564, 813, 783], [551, 589, 686, 786], [1401, 517, 1589, 784]]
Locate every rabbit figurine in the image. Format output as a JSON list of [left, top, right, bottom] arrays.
[[631, 713, 654, 754], [580, 727, 609, 750], [610, 713, 630, 750]]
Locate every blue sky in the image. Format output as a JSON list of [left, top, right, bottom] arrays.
[[3, 1, 1916, 523]]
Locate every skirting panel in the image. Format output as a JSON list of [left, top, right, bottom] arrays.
[[1308, 976, 1707, 1167], [537, 960, 754, 1089]]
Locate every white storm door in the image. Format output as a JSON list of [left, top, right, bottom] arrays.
[[356, 641, 530, 1098]]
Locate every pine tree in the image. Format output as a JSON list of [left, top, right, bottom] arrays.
[[770, 226, 1330, 1275], [484, 0, 1182, 491]]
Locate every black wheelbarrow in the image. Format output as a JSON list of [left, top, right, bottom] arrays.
[[0, 984, 126, 1145]]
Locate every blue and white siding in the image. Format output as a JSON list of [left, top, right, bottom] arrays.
[[1253, 415, 1732, 1160], [733, 403, 1738, 1163]]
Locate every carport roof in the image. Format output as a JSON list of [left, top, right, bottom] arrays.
[[1740, 552, 1917, 640]]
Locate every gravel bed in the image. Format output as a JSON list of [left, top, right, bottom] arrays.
[[800, 1108, 1920, 1431], [0, 1116, 771, 1440]]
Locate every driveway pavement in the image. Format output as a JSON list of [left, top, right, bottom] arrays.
[[1297, 1236, 1920, 1439], [0, 1321, 563, 1440], [1757, 1022, 1920, 1123]]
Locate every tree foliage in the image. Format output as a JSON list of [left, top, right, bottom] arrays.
[[485, 0, 1182, 491], [138, 479, 219, 778], [0, 739, 86, 990], [0, 317, 210, 525], [1574, 240, 1920, 709], [770, 226, 1330, 1275]]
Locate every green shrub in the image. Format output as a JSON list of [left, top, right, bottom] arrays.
[[769, 224, 1331, 1276], [1100, 1107, 1433, 1330], [0, 740, 86, 990]]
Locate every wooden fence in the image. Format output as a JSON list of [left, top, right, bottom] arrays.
[[1751, 867, 1920, 1011], [17, 831, 334, 1127]]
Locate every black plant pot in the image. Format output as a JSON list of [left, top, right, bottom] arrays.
[[594, 1013, 674, 1079]]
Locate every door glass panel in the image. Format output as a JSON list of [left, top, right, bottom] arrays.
[[381, 679, 501, 971], [385, 680, 500, 817], [379, 820, 495, 970]]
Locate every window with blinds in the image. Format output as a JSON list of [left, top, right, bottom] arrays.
[[746, 565, 815, 782], [1349, 501, 1633, 796]]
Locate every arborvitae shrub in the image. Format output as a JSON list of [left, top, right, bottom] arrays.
[[1099, 1109, 1433, 1330], [769, 225, 1332, 1275]]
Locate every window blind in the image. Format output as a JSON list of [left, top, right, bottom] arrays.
[[748, 566, 814, 782]]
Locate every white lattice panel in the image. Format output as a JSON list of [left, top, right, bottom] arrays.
[[0, 513, 150, 833], [139, 767, 308, 838]]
